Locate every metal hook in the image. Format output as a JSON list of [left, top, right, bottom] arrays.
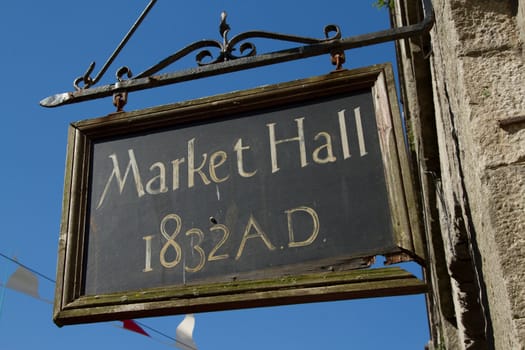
[[113, 66, 133, 112], [116, 66, 133, 83]]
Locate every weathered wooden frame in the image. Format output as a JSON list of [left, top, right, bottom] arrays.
[[54, 63, 426, 326]]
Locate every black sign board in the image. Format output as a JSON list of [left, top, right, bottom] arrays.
[[54, 64, 425, 325]]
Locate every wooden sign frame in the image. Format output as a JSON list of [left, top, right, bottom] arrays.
[[54, 64, 426, 325]]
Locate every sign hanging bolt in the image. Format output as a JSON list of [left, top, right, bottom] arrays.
[[113, 92, 128, 112], [330, 50, 346, 71]]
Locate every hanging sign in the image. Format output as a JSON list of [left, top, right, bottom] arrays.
[[54, 64, 425, 325]]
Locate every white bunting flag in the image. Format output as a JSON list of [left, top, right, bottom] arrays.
[[6, 266, 40, 299], [175, 314, 198, 350]]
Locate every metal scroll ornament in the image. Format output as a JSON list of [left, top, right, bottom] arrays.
[[73, 12, 341, 91]]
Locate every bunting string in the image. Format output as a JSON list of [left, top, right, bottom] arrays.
[[136, 320, 176, 341], [0, 260, 7, 320], [0, 251, 55, 283], [0, 251, 196, 349]]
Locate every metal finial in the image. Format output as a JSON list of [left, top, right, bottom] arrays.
[[220, 11, 230, 46]]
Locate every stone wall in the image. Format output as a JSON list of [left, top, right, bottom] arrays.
[[518, 0, 525, 43], [394, 0, 525, 349]]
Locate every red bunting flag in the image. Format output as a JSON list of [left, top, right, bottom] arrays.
[[122, 319, 150, 337]]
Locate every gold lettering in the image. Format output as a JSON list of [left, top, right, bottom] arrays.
[[145, 162, 168, 194], [209, 151, 230, 183], [96, 149, 145, 209], [354, 107, 368, 157], [187, 138, 211, 188], [312, 132, 336, 164], [267, 117, 308, 173], [286, 206, 320, 248], [159, 214, 183, 269], [142, 235, 154, 272], [235, 215, 276, 260], [233, 138, 257, 178], [338, 109, 351, 159], [171, 158, 185, 190], [208, 224, 230, 261], [185, 228, 206, 273]]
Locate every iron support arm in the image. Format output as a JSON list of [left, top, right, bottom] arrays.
[[40, 0, 433, 108]]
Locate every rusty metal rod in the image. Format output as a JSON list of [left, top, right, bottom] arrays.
[[74, 0, 158, 90]]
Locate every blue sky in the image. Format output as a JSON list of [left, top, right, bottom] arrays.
[[0, 1, 429, 349]]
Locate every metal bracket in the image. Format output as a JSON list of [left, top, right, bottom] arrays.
[[40, 0, 434, 108], [73, 0, 158, 91]]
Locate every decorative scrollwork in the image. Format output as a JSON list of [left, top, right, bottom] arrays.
[[72, 10, 342, 90], [73, 62, 96, 91], [135, 12, 340, 78]]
